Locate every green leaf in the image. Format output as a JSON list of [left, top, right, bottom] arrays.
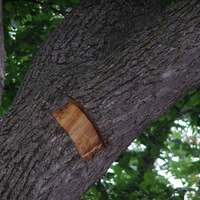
[[111, 165, 123, 176], [5, 2, 14, 12], [125, 166, 139, 176], [118, 154, 131, 167], [144, 172, 156, 183]]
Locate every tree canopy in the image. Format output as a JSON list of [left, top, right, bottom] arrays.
[[2, 0, 79, 113], [2, 0, 200, 199]]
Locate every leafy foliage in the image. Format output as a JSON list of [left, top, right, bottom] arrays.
[[2, 0, 78, 114], [82, 88, 200, 199], [164, 0, 180, 10]]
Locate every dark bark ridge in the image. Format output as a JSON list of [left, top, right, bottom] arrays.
[[0, 0, 200, 199]]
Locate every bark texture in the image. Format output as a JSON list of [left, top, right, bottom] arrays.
[[1, 0, 200, 199]]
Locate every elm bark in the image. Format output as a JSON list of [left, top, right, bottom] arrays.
[[0, 0, 200, 199]]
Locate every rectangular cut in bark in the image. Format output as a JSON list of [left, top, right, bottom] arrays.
[[52, 101, 103, 161]]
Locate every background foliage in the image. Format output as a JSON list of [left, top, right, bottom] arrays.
[[82, 88, 200, 199], [2, 0, 200, 199], [2, 0, 78, 114]]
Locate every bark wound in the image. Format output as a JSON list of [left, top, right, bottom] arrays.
[[52, 97, 106, 161]]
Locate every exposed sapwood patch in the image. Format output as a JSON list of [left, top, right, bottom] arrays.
[[51, 96, 106, 161]]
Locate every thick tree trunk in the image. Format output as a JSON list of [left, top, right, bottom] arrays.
[[0, 0, 200, 199]]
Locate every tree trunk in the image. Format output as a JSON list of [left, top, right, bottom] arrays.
[[1, 0, 200, 199]]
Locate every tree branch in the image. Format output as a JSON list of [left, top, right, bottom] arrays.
[[26, 0, 64, 15]]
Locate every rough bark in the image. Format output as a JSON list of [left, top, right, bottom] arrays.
[[0, 0, 200, 199]]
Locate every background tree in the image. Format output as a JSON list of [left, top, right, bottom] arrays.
[[1, 0, 200, 199]]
